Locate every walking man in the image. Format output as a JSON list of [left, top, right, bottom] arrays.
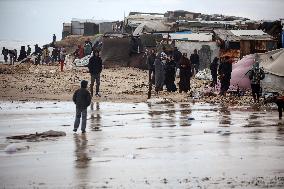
[[218, 56, 232, 96], [88, 50, 102, 97], [73, 80, 92, 133], [247, 62, 265, 103]]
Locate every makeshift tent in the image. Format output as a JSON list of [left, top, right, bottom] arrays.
[[133, 21, 170, 36], [260, 49, 284, 77], [230, 54, 255, 90], [101, 37, 130, 67], [259, 49, 284, 92]]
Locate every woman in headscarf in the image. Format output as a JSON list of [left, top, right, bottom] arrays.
[[179, 53, 192, 93], [154, 52, 166, 93], [164, 56, 177, 92]]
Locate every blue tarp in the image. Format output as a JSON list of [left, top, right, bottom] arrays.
[[282, 31, 284, 48]]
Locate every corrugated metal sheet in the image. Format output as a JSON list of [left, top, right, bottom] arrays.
[[99, 22, 113, 34], [231, 30, 266, 36], [214, 29, 274, 42], [169, 33, 212, 41]]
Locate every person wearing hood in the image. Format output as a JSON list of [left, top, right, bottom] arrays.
[[179, 53, 192, 93], [88, 50, 102, 97], [247, 61, 265, 103], [154, 50, 166, 93], [72, 80, 91, 133], [218, 56, 232, 96], [164, 56, 177, 92], [146, 49, 156, 85], [27, 45, 31, 56], [210, 57, 219, 87], [84, 41, 92, 56], [2, 47, 9, 63]]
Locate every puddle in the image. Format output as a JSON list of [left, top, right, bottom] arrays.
[[0, 101, 283, 188]]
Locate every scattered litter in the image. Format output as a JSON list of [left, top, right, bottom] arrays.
[[73, 55, 91, 67], [195, 68, 212, 80]]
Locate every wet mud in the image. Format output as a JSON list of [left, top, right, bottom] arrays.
[[0, 101, 284, 188]]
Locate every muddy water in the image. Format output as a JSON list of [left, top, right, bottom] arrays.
[[0, 101, 283, 188]]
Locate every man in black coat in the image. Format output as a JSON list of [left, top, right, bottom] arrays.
[[88, 50, 102, 97], [147, 49, 156, 84], [73, 80, 91, 133], [190, 49, 199, 75], [210, 57, 219, 87], [218, 56, 232, 96]]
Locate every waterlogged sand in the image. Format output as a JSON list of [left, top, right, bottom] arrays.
[[0, 101, 284, 188]]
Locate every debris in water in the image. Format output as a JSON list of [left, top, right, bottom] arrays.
[[7, 130, 66, 141]]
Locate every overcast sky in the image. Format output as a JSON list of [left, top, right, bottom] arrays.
[[0, 0, 283, 43]]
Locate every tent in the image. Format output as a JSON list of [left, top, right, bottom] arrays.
[[133, 21, 171, 36]]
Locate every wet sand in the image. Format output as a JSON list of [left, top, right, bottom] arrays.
[[0, 64, 260, 106], [0, 101, 284, 188]]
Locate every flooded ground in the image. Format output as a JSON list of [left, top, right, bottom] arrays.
[[0, 101, 284, 188]]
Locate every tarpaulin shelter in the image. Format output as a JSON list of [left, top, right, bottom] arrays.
[[230, 54, 255, 90], [101, 37, 130, 67], [258, 49, 284, 92]]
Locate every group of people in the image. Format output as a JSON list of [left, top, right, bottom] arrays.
[[1, 45, 32, 65], [209, 55, 265, 103], [1, 44, 67, 70], [147, 47, 200, 94], [147, 46, 266, 103], [73, 39, 102, 60]]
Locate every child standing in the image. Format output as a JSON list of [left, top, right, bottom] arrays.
[[73, 80, 92, 133]]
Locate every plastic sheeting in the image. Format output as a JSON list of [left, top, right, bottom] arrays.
[[230, 54, 255, 90], [133, 21, 170, 36], [101, 38, 130, 67], [259, 49, 284, 77], [195, 68, 212, 80], [74, 55, 91, 67]]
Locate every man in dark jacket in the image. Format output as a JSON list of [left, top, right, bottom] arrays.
[[190, 49, 199, 75], [73, 80, 92, 133], [147, 49, 156, 84], [247, 62, 265, 103], [218, 56, 232, 96], [2, 47, 8, 63], [210, 57, 219, 87], [88, 50, 102, 97]]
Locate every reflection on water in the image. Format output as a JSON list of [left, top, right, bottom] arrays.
[[74, 134, 91, 168], [90, 102, 101, 131], [147, 103, 192, 128], [219, 105, 231, 126], [73, 134, 92, 188], [178, 103, 192, 127]]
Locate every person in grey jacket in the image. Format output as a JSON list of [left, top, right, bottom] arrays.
[[73, 80, 92, 133]]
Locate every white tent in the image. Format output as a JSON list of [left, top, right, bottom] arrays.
[[258, 49, 284, 92], [133, 21, 170, 36]]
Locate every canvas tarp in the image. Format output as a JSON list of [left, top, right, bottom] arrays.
[[133, 21, 171, 36], [101, 37, 130, 67], [259, 48, 284, 77]]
